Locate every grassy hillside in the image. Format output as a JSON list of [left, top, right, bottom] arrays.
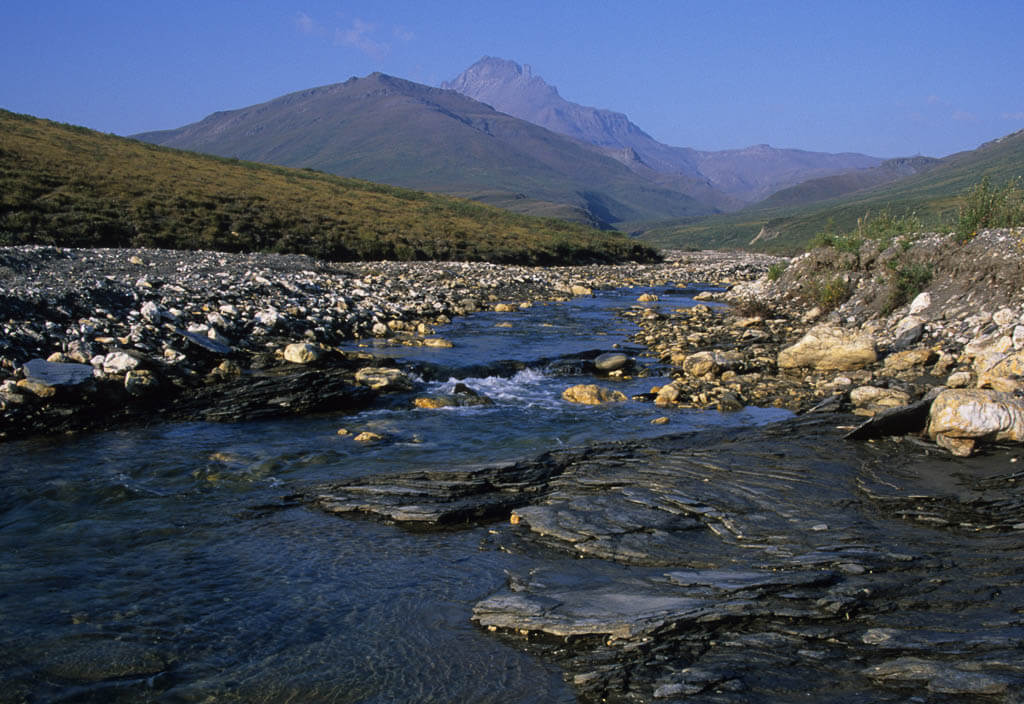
[[134, 73, 712, 228], [641, 130, 1024, 253], [0, 109, 659, 264]]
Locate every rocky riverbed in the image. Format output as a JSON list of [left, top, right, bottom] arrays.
[[5, 233, 1024, 703], [0, 245, 777, 439]]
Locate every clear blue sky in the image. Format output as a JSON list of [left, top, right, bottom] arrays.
[[3, 1, 1022, 158]]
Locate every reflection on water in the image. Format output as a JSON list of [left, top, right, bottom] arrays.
[[0, 286, 787, 703]]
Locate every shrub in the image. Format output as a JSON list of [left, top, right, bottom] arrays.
[[883, 260, 932, 314], [956, 176, 1024, 241], [766, 262, 787, 281], [809, 275, 850, 312]]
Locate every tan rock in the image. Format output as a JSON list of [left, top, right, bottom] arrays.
[[653, 383, 681, 407], [354, 367, 414, 391], [283, 342, 322, 364], [946, 371, 973, 388], [650, 416, 670, 425], [637, 293, 659, 302], [494, 303, 516, 312], [414, 396, 454, 409], [561, 384, 627, 405], [927, 388, 1024, 456], [353, 431, 384, 443], [570, 284, 593, 297], [884, 348, 937, 373], [850, 385, 912, 410], [422, 337, 454, 348], [777, 325, 877, 371], [17, 378, 57, 398]]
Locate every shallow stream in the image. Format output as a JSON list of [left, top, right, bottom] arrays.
[[2, 286, 1022, 703]]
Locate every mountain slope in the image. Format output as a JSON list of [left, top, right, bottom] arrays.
[[134, 73, 712, 228], [442, 57, 884, 204], [640, 129, 1024, 253], [0, 109, 659, 264]]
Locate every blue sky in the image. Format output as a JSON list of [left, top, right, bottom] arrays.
[[2, 1, 1022, 158]]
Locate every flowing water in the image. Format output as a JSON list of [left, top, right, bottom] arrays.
[[4, 286, 1021, 703], [0, 286, 786, 703]]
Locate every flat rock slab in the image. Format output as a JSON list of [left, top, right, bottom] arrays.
[[473, 576, 713, 640], [313, 455, 567, 527], [22, 358, 94, 386]]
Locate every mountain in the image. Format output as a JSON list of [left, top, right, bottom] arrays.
[[134, 73, 714, 229], [640, 129, 1024, 253], [442, 57, 884, 205], [0, 109, 658, 264]]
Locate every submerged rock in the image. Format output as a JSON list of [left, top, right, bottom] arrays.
[[561, 384, 628, 405]]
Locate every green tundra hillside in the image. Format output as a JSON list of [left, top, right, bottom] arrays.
[[640, 129, 1024, 253], [0, 109, 658, 265]]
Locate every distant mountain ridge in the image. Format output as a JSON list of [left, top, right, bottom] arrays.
[[135, 72, 714, 229], [442, 57, 884, 204]]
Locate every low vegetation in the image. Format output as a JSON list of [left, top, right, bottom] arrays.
[[956, 176, 1024, 241], [0, 110, 659, 265]]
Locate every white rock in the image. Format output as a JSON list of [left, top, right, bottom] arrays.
[[102, 351, 140, 375], [140, 301, 162, 325], [908, 292, 932, 316], [993, 307, 1018, 327], [283, 342, 322, 364]]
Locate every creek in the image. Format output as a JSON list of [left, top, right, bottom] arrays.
[[2, 286, 1022, 703]]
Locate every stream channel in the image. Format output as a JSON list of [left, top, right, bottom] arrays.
[[2, 285, 1023, 703]]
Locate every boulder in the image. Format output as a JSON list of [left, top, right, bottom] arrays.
[[283, 342, 322, 364], [777, 326, 876, 371], [927, 388, 1024, 456], [354, 367, 414, 392], [561, 384, 627, 405], [594, 352, 630, 372], [850, 385, 912, 413], [637, 293, 659, 302]]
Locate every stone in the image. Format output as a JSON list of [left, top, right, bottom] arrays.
[[883, 348, 936, 372], [654, 383, 682, 407], [494, 303, 515, 312], [140, 301, 162, 325], [570, 284, 593, 297], [777, 325, 876, 371], [17, 378, 57, 398], [23, 358, 94, 387], [594, 352, 629, 372], [681, 349, 739, 378], [124, 369, 158, 396], [283, 342, 322, 364], [561, 384, 627, 405], [993, 307, 1017, 327], [353, 431, 384, 443], [354, 367, 414, 392], [892, 315, 925, 349], [908, 291, 932, 315], [102, 351, 141, 375], [422, 337, 454, 348], [371, 322, 389, 338], [927, 388, 1024, 456], [255, 308, 280, 328], [946, 371, 972, 388], [637, 293, 659, 302], [850, 385, 912, 410]]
